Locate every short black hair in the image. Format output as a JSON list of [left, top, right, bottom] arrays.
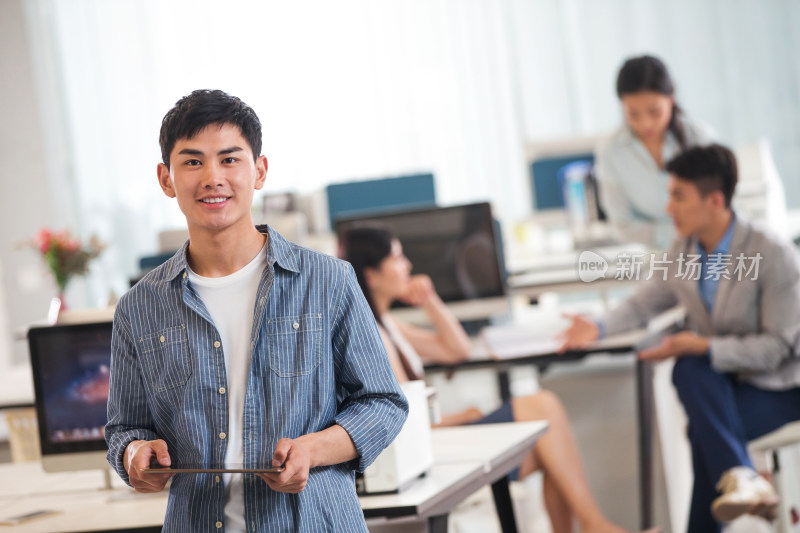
[[665, 144, 738, 208], [159, 89, 262, 168]]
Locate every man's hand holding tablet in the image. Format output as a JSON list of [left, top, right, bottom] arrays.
[[124, 439, 174, 493]]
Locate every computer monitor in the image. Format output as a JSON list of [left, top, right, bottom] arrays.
[[526, 135, 600, 212], [326, 173, 437, 230], [28, 321, 113, 474], [336, 202, 510, 322], [530, 154, 595, 210]]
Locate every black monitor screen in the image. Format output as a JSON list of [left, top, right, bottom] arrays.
[[28, 322, 112, 455], [336, 202, 505, 303]]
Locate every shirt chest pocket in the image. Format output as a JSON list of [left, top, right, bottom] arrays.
[[268, 314, 323, 377], [139, 325, 193, 392]]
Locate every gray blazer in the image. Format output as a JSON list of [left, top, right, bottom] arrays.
[[602, 216, 800, 390]]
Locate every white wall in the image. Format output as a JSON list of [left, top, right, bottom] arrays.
[[0, 0, 57, 366], [3, 0, 800, 366]]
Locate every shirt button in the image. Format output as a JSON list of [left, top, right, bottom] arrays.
[[215, 475, 220, 483], [215, 521, 223, 529], [214, 341, 221, 348], [292, 322, 299, 330], [219, 432, 226, 440], [160, 335, 165, 343], [218, 387, 226, 395]]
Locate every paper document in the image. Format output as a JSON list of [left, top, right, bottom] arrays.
[[481, 323, 564, 360]]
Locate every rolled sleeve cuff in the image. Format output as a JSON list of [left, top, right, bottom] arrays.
[[106, 428, 159, 486], [594, 320, 606, 340], [335, 396, 408, 472], [708, 337, 740, 373]]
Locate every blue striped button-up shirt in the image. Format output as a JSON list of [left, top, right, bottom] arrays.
[[106, 226, 408, 532]]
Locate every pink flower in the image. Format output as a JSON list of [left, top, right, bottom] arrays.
[[34, 228, 53, 253], [23, 228, 105, 293]]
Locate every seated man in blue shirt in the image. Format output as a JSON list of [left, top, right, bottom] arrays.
[[105, 89, 408, 532], [562, 144, 800, 533]]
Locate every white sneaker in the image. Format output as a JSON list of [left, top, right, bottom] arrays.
[[711, 467, 779, 523]]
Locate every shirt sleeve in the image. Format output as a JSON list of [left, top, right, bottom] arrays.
[[330, 263, 409, 472], [599, 277, 679, 337], [105, 304, 160, 486], [594, 320, 606, 340]]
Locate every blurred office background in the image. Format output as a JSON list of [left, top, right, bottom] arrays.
[[3, 3, 799, 531], [2, 0, 799, 366]]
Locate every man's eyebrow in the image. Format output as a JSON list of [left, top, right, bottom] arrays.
[[176, 146, 244, 156], [177, 148, 204, 156], [218, 146, 244, 156]]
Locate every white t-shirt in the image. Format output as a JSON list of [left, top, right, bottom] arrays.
[[187, 244, 266, 533]]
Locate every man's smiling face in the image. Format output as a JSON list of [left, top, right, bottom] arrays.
[[157, 123, 267, 237]]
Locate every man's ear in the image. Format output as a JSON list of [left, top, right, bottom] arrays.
[[157, 163, 176, 198], [709, 190, 726, 210], [254, 155, 268, 190]]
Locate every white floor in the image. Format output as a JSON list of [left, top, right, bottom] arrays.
[[445, 482, 775, 533], [448, 475, 551, 533]]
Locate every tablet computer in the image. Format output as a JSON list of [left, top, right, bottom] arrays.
[[142, 466, 285, 474]]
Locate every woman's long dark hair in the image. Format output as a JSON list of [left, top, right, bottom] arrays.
[[616, 55, 687, 151], [339, 226, 394, 325]]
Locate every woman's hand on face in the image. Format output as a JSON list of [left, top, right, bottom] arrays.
[[399, 275, 437, 306]]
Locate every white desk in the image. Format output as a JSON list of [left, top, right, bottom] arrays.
[[362, 422, 547, 533], [0, 463, 165, 532], [0, 422, 547, 533]]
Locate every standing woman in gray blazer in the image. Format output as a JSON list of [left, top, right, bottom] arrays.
[[595, 55, 715, 248]]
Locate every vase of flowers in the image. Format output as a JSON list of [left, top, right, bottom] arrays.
[[25, 228, 105, 320]]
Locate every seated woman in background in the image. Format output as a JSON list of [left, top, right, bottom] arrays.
[[341, 226, 650, 533], [595, 54, 715, 248]]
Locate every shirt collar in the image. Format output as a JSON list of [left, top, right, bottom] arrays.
[[695, 212, 737, 257], [260, 225, 301, 273], [163, 225, 300, 282], [619, 124, 678, 155]]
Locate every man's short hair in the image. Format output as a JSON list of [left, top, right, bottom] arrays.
[[159, 89, 262, 168], [665, 144, 738, 208]]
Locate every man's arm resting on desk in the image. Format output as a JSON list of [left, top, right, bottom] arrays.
[[601, 276, 679, 337]]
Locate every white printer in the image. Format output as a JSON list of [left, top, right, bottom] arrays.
[[358, 380, 434, 494]]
